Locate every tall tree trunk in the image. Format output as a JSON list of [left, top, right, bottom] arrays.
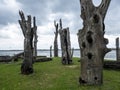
[[54, 20, 58, 57], [59, 19, 72, 64], [78, 0, 111, 85], [50, 45, 52, 57], [33, 17, 38, 61], [71, 48, 74, 58], [19, 10, 37, 75], [116, 37, 120, 62]]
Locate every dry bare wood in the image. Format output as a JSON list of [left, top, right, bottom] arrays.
[[78, 0, 111, 85]]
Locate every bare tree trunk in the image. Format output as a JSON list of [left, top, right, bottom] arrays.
[[50, 45, 52, 57], [33, 17, 38, 61], [116, 37, 120, 62], [54, 20, 58, 57], [19, 10, 37, 75], [71, 48, 74, 58], [59, 19, 72, 64], [78, 0, 111, 85]]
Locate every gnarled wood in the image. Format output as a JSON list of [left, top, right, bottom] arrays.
[[71, 48, 74, 58], [116, 37, 120, 62], [54, 20, 58, 57], [59, 19, 72, 64], [33, 17, 38, 61], [78, 0, 111, 85], [19, 10, 37, 75], [50, 45, 52, 57]]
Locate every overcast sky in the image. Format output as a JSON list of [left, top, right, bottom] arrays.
[[0, 0, 120, 50]]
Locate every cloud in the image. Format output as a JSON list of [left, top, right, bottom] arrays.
[[0, 0, 21, 13], [37, 35, 54, 49], [0, 0, 22, 25], [0, 23, 23, 39], [105, 34, 120, 48], [0, 23, 24, 50], [92, 0, 103, 6], [0, 0, 120, 50], [17, 0, 54, 26], [104, 0, 120, 35]]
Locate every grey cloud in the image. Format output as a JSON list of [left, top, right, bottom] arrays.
[[0, 11, 18, 25], [0, 0, 81, 31], [0, 34, 10, 39], [0, 0, 120, 35], [17, 0, 54, 25], [51, 0, 80, 13], [104, 0, 120, 35]]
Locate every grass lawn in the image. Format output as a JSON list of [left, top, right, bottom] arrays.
[[0, 57, 120, 90]]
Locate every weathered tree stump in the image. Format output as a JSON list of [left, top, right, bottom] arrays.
[[59, 19, 72, 65], [71, 48, 74, 58], [116, 37, 120, 62], [54, 20, 59, 57], [33, 17, 38, 61], [50, 45, 52, 57], [19, 10, 37, 75], [78, 0, 111, 85]]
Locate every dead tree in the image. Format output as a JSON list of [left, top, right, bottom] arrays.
[[71, 48, 74, 58], [50, 45, 52, 57], [78, 0, 111, 85], [54, 20, 59, 57], [33, 17, 38, 61], [18, 10, 37, 75], [116, 37, 120, 62], [59, 19, 72, 64]]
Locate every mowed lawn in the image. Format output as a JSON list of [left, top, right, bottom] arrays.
[[0, 57, 120, 90]]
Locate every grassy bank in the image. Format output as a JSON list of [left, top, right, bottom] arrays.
[[0, 57, 120, 90]]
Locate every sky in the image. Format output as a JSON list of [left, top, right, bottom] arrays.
[[0, 0, 120, 50]]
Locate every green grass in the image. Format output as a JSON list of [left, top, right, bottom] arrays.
[[0, 57, 120, 90]]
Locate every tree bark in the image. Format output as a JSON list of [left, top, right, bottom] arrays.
[[59, 19, 72, 64], [33, 17, 38, 61], [54, 20, 58, 57], [19, 10, 37, 75], [116, 37, 120, 62], [78, 0, 111, 85], [50, 45, 52, 57], [71, 48, 74, 58]]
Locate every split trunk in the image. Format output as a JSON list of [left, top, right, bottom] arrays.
[[59, 27, 72, 64], [19, 11, 37, 75]]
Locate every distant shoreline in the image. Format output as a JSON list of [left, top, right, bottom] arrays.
[[0, 48, 116, 51]]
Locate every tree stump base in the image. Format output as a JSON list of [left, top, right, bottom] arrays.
[[21, 63, 33, 75]]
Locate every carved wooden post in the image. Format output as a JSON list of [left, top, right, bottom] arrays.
[[116, 37, 120, 61], [54, 20, 58, 57], [59, 19, 72, 64], [19, 10, 37, 75], [78, 0, 111, 85]]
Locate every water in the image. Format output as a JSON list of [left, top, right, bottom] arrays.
[[0, 50, 116, 60]]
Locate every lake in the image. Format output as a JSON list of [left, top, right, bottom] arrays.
[[0, 49, 116, 60]]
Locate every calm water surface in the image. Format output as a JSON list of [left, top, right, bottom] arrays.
[[0, 50, 116, 60]]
